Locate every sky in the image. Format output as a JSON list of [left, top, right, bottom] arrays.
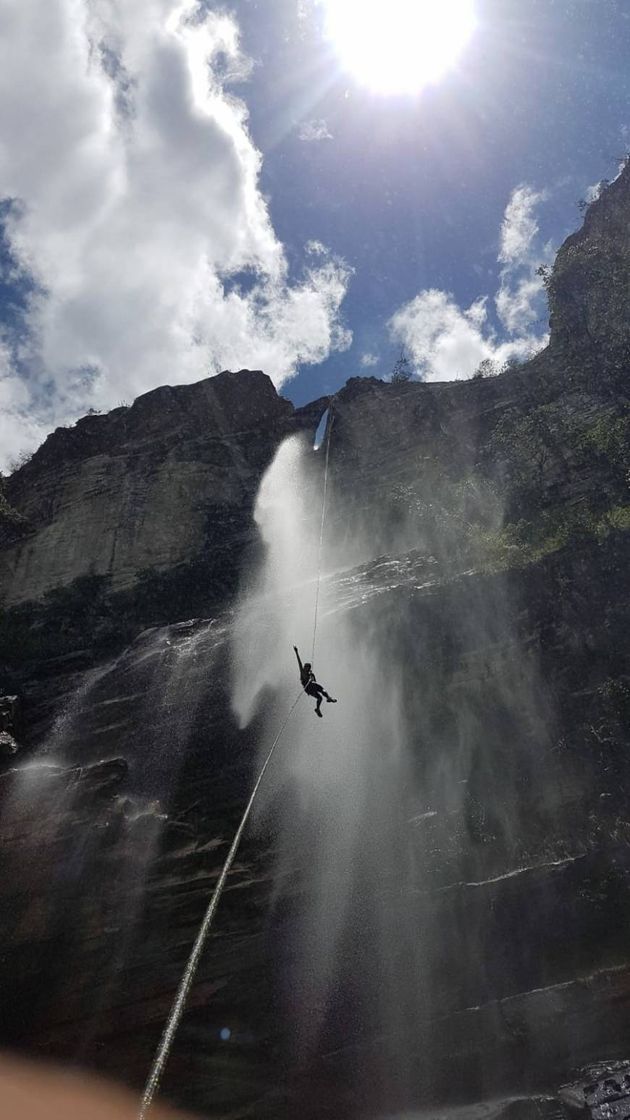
[[1, 0, 630, 467]]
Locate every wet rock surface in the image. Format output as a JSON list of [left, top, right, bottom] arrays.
[[0, 531, 630, 1118], [0, 370, 327, 606], [0, 172, 630, 1119], [0, 694, 22, 759], [560, 1063, 630, 1120]]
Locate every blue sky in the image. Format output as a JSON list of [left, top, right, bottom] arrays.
[[237, 0, 630, 402], [0, 0, 629, 464]]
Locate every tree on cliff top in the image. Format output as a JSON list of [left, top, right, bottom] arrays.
[[391, 348, 413, 383]]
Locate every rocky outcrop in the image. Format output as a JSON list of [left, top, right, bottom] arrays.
[[324, 364, 629, 572], [0, 694, 21, 759], [548, 161, 630, 368], [562, 1064, 630, 1120], [2, 533, 630, 1120], [0, 370, 326, 607], [3, 167, 630, 614], [0, 479, 28, 549]]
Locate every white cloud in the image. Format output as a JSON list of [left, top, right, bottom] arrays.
[[464, 296, 488, 329], [495, 273, 546, 335], [584, 180, 605, 205], [498, 185, 546, 265], [360, 352, 378, 368], [305, 239, 329, 256], [390, 291, 491, 381], [0, 0, 351, 469], [0, 338, 48, 469], [389, 186, 550, 382], [496, 186, 552, 335], [299, 119, 333, 142]]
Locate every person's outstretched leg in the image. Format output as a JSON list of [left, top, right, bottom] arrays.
[[323, 691, 337, 703]]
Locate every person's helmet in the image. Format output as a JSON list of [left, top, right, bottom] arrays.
[[304, 662, 312, 672]]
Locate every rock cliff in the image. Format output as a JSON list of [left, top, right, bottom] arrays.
[[0, 369, 325, 607], [0, 165, 630, 1120], [549, 162, 630, 366]]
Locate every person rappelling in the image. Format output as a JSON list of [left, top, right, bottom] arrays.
[[293, 646, 337, 717]]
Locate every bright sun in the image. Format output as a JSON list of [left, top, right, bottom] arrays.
[[324, 0, 476, 96]]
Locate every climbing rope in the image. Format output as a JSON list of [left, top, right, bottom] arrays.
[[311, 407, 335, 664], [138, 405, 336, 1118], [138, 688, 305, 1119]]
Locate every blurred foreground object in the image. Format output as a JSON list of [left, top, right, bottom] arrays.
[[0, 1055, 192, 1120]]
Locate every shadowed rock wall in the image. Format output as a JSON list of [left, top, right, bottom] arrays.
[[0, 370, 325, 606], [0, 167, 630, 1120]]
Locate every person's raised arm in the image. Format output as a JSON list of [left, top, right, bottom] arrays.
[[293, 645, 303, 673]]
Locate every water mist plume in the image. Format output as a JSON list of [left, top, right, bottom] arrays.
[[232, 432, 416, 1078], [231, 410, 560, 1110]]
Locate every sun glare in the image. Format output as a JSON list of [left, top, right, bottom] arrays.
[[324, 0, 476, 96]]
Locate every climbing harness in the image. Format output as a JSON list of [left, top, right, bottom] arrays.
[[138, 404, 336, 1118]]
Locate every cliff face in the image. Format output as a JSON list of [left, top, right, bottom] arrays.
[[0, 167, 630, 1120], [549, 163, 630, 364], [0, 369, 323, 606], [3, 167, 630, 612], [2, 534, 630, 1120]]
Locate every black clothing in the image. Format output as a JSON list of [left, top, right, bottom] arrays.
[[294, 645, 337, 717], [306, 681, 328, 701], [300, 665, 316, 690]]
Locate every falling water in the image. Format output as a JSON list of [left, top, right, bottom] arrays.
[[313, 407, 330, 451], [3, 429, 573, 1114], [232, 424, 565, 1112], [0, 616, 229, 1074], [232, 431, 419, 1095]]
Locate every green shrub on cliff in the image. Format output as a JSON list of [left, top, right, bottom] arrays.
[[0, 476, 26, 527], [572, 413, 630, 469], [0, 546, 241, 670], [488, 403, 569, 511], [0, 573, 129, 668], [469, 502, 630, 572], [487, 400, 630, 519]]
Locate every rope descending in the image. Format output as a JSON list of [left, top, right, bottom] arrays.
[[139, 405, 335, 1118], [311, 408, 334, 664], [138, 689, 305, 1119]]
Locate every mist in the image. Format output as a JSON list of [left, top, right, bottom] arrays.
[[231, 418, 563, 1108]]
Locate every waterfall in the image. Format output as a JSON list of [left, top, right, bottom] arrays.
[[232, 432, 419, 1092], [230, 423, 559, 1109]]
